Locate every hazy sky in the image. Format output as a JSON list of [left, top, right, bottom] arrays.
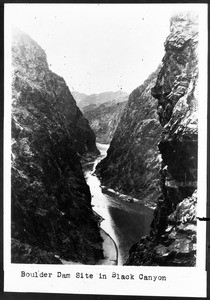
[[6, 3, 200, 95]]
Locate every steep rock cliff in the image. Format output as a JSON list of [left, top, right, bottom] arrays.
[[11, 29, 103, 264], [125, 12, 198, 266], [83, 100, 128, 144], [96, 68, 162, 206]]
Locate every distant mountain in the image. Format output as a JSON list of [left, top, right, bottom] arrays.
[[72, 90, 129, 144], [83, 99, 128, 144], [71, 91, 87, 104], [72, 90, 128, 111]]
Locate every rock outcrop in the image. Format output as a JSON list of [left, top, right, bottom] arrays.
[[96, 68, 162, 206], [11, 29, 103, 264], [83, 100, 128, 144], [125, 12, 198, 266]]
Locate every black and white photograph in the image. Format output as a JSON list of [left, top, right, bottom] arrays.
[[4, 3, 207, 297]]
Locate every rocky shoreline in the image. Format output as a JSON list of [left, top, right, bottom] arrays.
[[100, 185, 156, 210]]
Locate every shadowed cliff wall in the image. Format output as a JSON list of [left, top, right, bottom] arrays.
[[11, 29, 103, 264], [126, 12, 198, 266]]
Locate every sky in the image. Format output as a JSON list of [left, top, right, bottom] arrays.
[[5, 3, 200, 95]]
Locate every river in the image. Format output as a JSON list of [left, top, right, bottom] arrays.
[[84, 143, 154, 265]]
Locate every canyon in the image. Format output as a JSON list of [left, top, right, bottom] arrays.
[[96, 11, 199, 266], [11, 11, 199, 267], [96, 67, 162, 207], [83, 99, 128, 144], [73, 91, 128, 144]]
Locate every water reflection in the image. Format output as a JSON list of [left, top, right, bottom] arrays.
[[85, 143, 154, 265]]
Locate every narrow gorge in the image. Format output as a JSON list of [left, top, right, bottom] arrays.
[[99, 12, 198, 266], [96, 67, 162, 207], [97, 12, 199, 266], [73, 91, 129, 144], [11, 11, 199, 267]]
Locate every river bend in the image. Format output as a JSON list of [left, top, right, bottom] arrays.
[[84, 143, 154, 265]]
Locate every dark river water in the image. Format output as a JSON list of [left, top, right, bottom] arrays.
[[84, 143, 154, 265]]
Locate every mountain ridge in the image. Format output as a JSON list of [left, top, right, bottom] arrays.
[[72, 90, 128, 110], [83, 99, 128, 144], [73, 90, 129, 144]]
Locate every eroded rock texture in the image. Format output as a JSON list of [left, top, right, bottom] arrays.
[[125, 12, 198, 266], [97, 68, 162, 206], [11, 29, 103, 264]]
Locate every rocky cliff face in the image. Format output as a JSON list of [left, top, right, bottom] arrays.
[[83, 100, 128, 144], [125, 12, 198, 266], [96, 68, 162, 206], [11, 29, 103, 264]]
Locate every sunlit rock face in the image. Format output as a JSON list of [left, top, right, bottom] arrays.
[[125, 12, 198, 266], [11, 29, 103, 264], [97, 68, 162, 207]]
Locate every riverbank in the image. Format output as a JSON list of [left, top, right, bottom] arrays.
[[95, 229, 118, 265], [85, 142, 154, 264], [100, 186, 157, 210]]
